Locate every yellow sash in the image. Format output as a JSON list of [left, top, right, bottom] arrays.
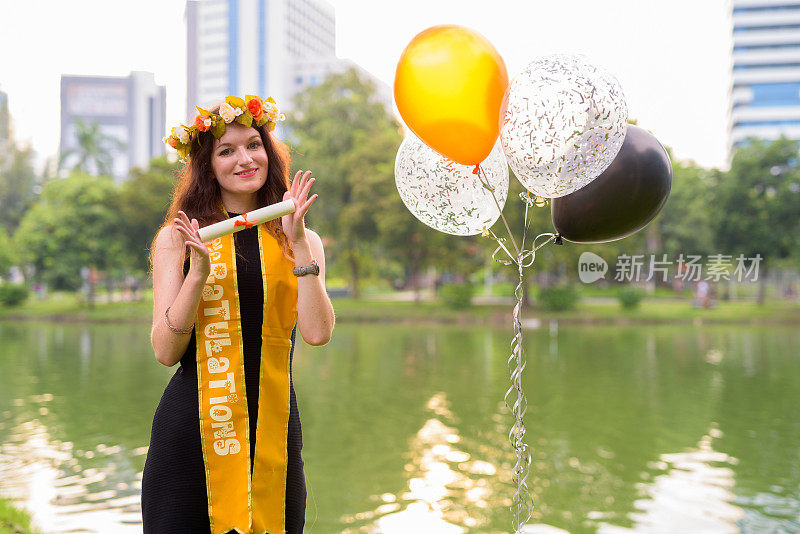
[[195, 224, 298, 534]]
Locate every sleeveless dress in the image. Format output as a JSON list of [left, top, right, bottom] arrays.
[[141, 221, 306, 533]]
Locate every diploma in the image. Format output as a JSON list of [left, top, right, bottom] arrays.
[[198, 199, 296, 242]]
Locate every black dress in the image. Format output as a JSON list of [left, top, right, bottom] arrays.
[[141, 222, 306, 533]]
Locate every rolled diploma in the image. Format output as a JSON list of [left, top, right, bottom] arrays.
[[198, 199, 296, 242]]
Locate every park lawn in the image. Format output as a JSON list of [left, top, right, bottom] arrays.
[[0, 498, 38, 534], [0, 292, 153, 323], [532, 298, 800, 324], [1, 290, 799, 326]]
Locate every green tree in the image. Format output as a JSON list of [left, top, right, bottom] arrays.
[[119, 156, 181, 273], [0, 142, 38, 234], [15, 173, 128, 302], [289, 68, 403, 297], [656, 158, 715, 257], [59, 119, 125, 176], [0, 226, 17, 275], [714, 137, 800, 303]]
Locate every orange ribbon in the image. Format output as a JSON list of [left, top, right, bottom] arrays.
[[233, 213, 254, 229]]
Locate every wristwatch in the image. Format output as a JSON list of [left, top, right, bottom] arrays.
[[293, 258, 320, 277]]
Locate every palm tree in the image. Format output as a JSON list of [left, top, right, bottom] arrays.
[[58, 119, 125, 176]]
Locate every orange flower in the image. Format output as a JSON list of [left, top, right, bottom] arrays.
[[247, 98, 264, 121], [195, 115, 211, 132], [167, 136, 178, 149]]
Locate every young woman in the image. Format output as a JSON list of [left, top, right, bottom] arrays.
[[142, 96, 334, 533]]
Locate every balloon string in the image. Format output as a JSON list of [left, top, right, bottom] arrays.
[[476, 165, 521, 257]]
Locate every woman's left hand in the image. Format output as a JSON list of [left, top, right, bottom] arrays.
[[282, 170, 318, 246]]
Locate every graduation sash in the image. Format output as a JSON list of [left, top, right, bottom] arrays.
[[195, 224, 298, 534]]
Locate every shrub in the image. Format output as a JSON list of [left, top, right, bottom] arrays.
[[439, 283, 475, 309], [618, 286, 645, 310], [0, 282, 30, 307], [538, 285, 579, 311]]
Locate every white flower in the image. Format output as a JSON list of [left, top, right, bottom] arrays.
[[264, 102, 280, 121], [234, 107, 243, 116], [278, 113, 285, 121], [203, 117, 212, 128], [219, 103, 236, 124], [175, 125, 190, 144]]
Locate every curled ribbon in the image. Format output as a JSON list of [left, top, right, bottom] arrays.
[[233, 213, 254, 229]]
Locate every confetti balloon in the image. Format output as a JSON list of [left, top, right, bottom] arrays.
[[500, 54, 628, 198], [395, 134, 509, 236], [394, 25, 508, 165]]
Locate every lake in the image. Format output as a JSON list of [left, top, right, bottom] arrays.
[[0, 321, 798, 533]]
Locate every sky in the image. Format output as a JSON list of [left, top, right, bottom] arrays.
[[0, 0, 732, 170]]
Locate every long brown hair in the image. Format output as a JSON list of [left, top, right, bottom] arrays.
[[149, 111, 294, 273]]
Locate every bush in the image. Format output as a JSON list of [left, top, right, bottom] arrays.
[[439, 283, 475, 309], [618, 286, 645, 309], [538, 285, 579, 311], [0, 282, 30, 307]]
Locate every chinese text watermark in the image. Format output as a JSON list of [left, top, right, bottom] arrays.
[[578, 253, 762, 283]]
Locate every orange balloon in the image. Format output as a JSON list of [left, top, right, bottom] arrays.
[[394, 25, 508, 166]]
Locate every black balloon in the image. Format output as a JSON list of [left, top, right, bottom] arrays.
[[551, 125, 672, 243]]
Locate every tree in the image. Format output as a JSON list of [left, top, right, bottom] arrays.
[[656, 158, 715, 257], [713, 137, 800, 303], [0, 227, 16, 275], [15, 173, 128, 302], [288, 68, 403, 297], [0, 141, 38, 234], [59, 119, 125, 176], [118, 157, 181, 273]]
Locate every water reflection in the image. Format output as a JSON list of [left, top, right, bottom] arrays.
[[595, 427, 742, 533], [0, 322, 799, 533], [0, 417, 144, 532], [342, 393, 505, 533]]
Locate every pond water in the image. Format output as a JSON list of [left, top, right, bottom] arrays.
[[0, 321, 798, 533]]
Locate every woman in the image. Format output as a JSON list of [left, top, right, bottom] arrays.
[[142, 96, 334, 533]]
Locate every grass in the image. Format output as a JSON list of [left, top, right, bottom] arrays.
[[0, 497, 38, 534], [1, 288, 799, 326]]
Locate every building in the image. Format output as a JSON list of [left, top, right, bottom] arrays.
[[729, 0, 800, 156], [60, 71, 166, 181], [0, 88, 9, 144], [185, 0, 390, 121], [186, 0, 335, 119]]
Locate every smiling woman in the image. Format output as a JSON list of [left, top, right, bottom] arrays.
[[142, 96, 334, 534]]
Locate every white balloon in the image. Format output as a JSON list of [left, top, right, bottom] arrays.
[[395, 134, 509, 236], [500, 54, 628, 198]]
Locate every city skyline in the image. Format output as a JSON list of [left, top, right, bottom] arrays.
[[1, 0, 731, 170]]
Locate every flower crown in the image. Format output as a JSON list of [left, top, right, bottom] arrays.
[[164, 95, 285, 160]]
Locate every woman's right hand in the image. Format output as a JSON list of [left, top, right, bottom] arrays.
[[174, 211, 210, 281]]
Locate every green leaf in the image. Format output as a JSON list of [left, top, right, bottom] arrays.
[[267, 121, 276, 132], [177, 144, 190, 160], [256, 116, 269, 128], [236, 110, 253, 127], [211, 118, 226, 139]]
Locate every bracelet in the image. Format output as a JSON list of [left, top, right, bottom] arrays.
[[293, 258, 320, 277], [165, 306, 194, 334]]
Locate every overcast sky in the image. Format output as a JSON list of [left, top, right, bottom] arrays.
[[0, 0, 731, 169]]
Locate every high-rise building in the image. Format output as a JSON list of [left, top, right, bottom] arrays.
[[0, 88, 9, 144], [60, 71, 166, 180], [729, 0, 800, 156], [186, 0, 337, 119]]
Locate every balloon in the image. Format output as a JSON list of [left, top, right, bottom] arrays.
[[395, 134, 509, 236], [551, 125, 672, 244], [394, 25, 508, 166], [500, 54, 628, 198]]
